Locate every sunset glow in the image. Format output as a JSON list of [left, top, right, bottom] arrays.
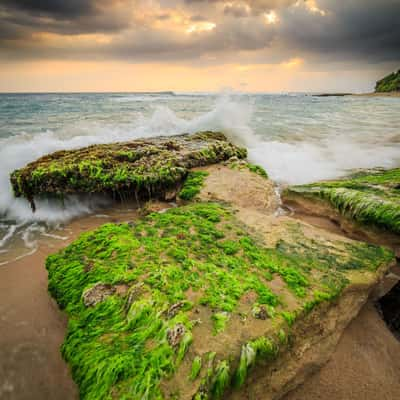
[[0, 1, 398, 92]]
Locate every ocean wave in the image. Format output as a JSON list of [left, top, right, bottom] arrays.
[[0, 93, 399, 263]]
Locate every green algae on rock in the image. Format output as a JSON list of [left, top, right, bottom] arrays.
[[227, 157, 269, 179], [283, 168, 400, 235], [10, 132, 246, 211], [46, 201, 394, 400], [178, 171, 209, 201]]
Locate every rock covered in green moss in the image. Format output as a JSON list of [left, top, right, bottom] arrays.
[[283, 168, 400, 235], [178, 171, 209, 201], [10, 132, 246, 210], [46, 201, 394, 400], [375, 69, 400, 93], [226, 157, 269, 179]]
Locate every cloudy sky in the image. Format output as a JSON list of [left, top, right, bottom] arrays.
[[0, 0, 399, 92]]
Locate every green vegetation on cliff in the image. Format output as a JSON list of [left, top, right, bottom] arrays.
[[284, 168, 400, 235], [46, 201, 393, 399], [10, 132, 246, 211], [375, 70, 400, 92]]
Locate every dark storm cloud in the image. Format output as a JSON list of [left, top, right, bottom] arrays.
[[0, 0, 131, 39], [279, 0, 400, 62], [0, 0, 399, 65], [2, 0, 95, 19]]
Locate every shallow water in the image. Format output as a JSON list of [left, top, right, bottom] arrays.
[[0, 92, 399, 264]]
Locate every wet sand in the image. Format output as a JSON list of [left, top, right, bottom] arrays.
[[1, 207, 400, 400], [0, 207, 140, 400], [0, 242, 78, 400], [284, 301, 400, 400]]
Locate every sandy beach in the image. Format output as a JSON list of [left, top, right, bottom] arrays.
[[284, 301, 400, 400]]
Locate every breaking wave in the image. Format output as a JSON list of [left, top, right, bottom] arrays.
[[0, 92, 399, 263]]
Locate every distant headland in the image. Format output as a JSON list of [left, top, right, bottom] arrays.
[[312, 69, 400, 97], [375, 70, 400, 93]]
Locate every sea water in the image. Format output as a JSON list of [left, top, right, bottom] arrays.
[[1, 92, 399, 264]]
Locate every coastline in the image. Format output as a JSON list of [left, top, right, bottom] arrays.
[[353, 92, 400, 97]]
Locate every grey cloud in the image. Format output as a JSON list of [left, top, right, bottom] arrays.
[[107, 16, 275, 60], [0, 0, 132, 39], [0, 14, 276, 63], [1, 0, 96, 19], [223, 4, 251, 18], [185, 0, 296, 14], [279, 0, 400, 62], [0, 0, 399, 66]]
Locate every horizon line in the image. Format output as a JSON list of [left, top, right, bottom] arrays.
[[0, 90, 363, 95]]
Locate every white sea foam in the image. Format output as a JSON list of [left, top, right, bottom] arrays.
[[248, 138, 400, 185], [0, 93, 399, 263], [0, 94, 255, 226]]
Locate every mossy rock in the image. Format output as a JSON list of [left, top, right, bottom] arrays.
[[46, 201, 394, 399], [10, 132, 247, 211], [375, 69, 400, 93], [283, 168, 400, 235]]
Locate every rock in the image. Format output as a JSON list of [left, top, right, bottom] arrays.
[[82, 283, 115, 307], [282, 168, 400, 238], [167, 323, 186, 347], [10, 131, 247, 211], [378, 280, 400, 340], [252, 305, 268, 320], [45, 141, 395, 400], [124, 283, 144, 311], [165, 302, 185, 319]]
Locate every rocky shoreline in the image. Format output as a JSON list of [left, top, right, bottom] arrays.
[[7, 132, 400, 399]]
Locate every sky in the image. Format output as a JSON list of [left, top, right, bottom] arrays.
[[0, 0, 399, 93]]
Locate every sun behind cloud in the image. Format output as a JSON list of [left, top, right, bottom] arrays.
[[0, 0, 398, 92]]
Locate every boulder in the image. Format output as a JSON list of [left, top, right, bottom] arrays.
[[10, 131, 247, 211]]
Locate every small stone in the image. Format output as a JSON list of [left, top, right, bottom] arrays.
[[82, 283, 115, 307], [164, 189, 177, 201], [252, 305, 268, 320], [167, 323, 186, 347], [165, 302, 184, 319], [125, 283, 144, 310]]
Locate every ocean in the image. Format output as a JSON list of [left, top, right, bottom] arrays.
[[0, 92, 399, 265]]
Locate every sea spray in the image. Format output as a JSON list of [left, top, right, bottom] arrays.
[[0, 92, 399, 264]]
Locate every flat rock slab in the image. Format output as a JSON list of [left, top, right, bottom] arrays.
[[283, 168, 400, 237], [10, 131, 246, 211], [46, 163, 395, 400]]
